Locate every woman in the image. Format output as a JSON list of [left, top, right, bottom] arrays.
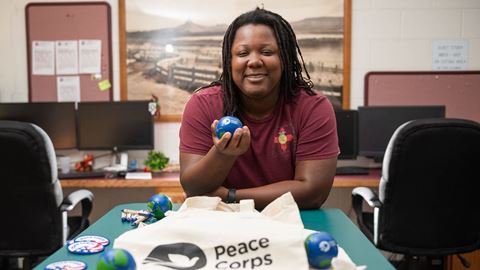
[[179, 8, 339, 209]]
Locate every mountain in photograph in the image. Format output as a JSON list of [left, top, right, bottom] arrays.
[[128, 20, 227, 40], [127, 16, 342, 40], [291, 17, 343, 34]]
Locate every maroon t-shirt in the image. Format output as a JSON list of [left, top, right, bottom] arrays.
[[179, 85, 339, 189]]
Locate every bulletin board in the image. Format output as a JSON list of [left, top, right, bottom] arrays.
[[26, 2, 113, 102], [365, 71, 480, 123]]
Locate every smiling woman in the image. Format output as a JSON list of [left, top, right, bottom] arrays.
[[118, 0, 351, 121], [178, 8, 340, 210]]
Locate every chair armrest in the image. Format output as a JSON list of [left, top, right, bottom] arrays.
[[61, 189, 94, 222], [61, 189, 94, 212], [351, 187, 381, 242], [60, 189, 94, 241], [352, 187, 381, 208]]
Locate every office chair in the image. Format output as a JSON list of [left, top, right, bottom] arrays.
[[0, 121, 94, 269], [352, 118, 480, 269]]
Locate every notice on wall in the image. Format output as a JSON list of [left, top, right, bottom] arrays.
[[432, 40, 468, 70], [57, 76, 80, 102], [79, 39, 102, 74], [56, 40, 79, 75], [32, 41, 55, 75]]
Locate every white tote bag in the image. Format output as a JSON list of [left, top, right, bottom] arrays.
[[114, 193, 363, 270]]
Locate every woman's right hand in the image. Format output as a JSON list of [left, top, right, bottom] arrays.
[[211, 120, 251, 156]]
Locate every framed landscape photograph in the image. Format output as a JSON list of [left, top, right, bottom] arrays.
[[119, 0, 351, 122]]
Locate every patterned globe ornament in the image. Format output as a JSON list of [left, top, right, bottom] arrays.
[[215, 116, 243, 139], [147, 193, 172, 219], [97, 248, 136, 270], [305, 231, 339, 269]]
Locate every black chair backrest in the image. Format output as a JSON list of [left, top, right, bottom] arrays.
[[0, 120, 63, 257], [378, 118, 480, 255]]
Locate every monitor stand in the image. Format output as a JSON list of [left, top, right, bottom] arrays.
[[104, 151, 128, 172]]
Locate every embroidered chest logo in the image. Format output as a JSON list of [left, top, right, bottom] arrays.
[[274, 127, 293, 151]]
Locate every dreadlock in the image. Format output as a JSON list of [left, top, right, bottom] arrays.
[[215, 7, 315, 117]]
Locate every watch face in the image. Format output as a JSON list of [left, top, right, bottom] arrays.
[[227, 188, 236, 203]]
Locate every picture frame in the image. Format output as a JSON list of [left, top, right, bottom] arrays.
[[119, 0, 351, 122]]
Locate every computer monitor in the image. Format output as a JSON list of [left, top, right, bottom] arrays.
[[0, 102, 77, 149], [77, 101, 154, 151], [358, 105, 446, 161], [335, 110, 358, 160]]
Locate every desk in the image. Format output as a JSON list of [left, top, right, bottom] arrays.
[[34, 203, 394, 270], [332, 169, 380, 188], [60, 169, 381, 203]]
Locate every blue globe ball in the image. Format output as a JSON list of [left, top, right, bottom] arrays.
[[305, 231, 339, 269], [215, 116, 243, 139], [97, 248, 136, 270], [147, 193, 172, 219]]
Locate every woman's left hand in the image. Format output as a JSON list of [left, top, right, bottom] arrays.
[[211, 120, 251, 157]]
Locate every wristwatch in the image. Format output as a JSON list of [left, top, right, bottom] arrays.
[[227, 188, 236, 203]]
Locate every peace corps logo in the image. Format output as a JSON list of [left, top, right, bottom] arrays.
[[143, 238, 272, 269]]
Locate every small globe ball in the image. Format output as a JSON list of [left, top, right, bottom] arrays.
[[215, 116, 243, 139], [97, 248, 136, 270], [147, 193, 172, 219], [305, 231, 339, 269]]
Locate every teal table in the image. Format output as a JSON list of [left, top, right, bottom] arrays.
[[34, 204, 393, 269]]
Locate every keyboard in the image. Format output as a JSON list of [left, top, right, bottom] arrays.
[[58, 170, 114, 179], [335, 166, 370, 175]]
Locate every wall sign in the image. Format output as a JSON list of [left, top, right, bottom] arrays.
[[432, 40, 468, 71]]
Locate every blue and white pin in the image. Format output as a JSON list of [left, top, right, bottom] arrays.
[[44, 260, 86, 270]]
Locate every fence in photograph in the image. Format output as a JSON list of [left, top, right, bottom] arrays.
[[155, 64, 221, 91]]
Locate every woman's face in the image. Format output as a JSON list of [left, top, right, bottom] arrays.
[[230, 24, 282, 100]]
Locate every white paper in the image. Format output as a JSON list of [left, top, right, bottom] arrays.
[[57, 76, 80, 102], [125, 172, 152, 180], [432, 40, 468, 70], [32, 41, 55, 75], [79, 39, 102, 74], [55, 40, 78, 74]]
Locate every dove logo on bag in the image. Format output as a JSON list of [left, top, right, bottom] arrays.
[[142, 243, 207, 270]]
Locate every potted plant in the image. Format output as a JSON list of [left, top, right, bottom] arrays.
[[144, 150, 169, 172]]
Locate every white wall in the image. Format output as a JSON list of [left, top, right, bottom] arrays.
[[1, 0, 119, 102], [350, 0, 480, 108]]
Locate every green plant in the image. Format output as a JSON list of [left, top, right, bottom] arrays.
[[144, 150, 169, 171]]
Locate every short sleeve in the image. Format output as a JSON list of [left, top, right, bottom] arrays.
[[295, 95, 339, 160], [179, 93, 215, 155]]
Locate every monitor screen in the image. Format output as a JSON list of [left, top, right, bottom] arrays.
[[0, 102, 77, 149], [335, 110, 358, 160], [358, 106, 446, 161], [77, 101, 154, 150]]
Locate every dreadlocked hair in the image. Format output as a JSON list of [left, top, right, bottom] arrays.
[[219, 7, 315, 117]]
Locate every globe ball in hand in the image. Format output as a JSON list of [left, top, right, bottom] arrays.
[[147, 193, 172, 219], [215, 116, 243, 139], [97, 248, 136, 270], [305, 231, 339, 269]]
